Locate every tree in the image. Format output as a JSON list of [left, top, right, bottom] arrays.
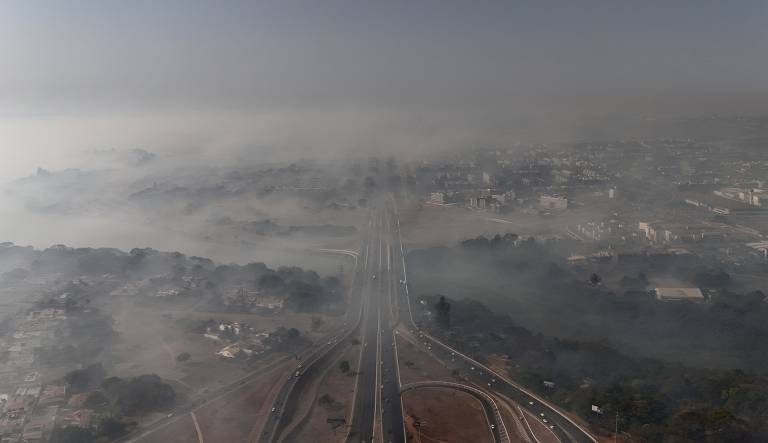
[[2, 268, 29, 282], [665, 408, 750, 443], [84, 391, 110, 410], [339, 360, 350, 373], [694, 269, 731, 288], [502, 233, 519, 243], [102, 374, 176, 416], [435, 296, 451, 329], [176, 352, 191, 362], [258, 273, 284, 292], [64, 363, 106, 393], [97, 417, 127, 440], [51, 426, 94, 443]]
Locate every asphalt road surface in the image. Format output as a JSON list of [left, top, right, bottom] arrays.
[[258, 244, 366, 443], [347, 204, 405, 443], [259, 195, 596, 443], [388, 200, 597, 443]]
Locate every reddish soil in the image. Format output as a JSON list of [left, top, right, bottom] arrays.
[[403, 387, 494, 443]]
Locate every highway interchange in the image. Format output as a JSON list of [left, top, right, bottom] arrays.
[[260, 196, 598, 443]]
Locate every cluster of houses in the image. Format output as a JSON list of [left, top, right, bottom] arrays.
[[0, 383, 97, 443], [204, 321, 270, 360]]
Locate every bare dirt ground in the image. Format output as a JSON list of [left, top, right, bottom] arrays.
[[395, 332, 459, 385], [399, 203, 596, 250], [279, 340, 360, 443], [134, 414, 200, 443], [191, 358, 296, 443], [108, 303, 342, 396], [396, 331, 535, 443], [403, 387, 494, 443]]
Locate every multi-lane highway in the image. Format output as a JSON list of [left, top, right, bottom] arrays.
[[261, 195, 596, 443], [387, 200, 598, 443], [259, 246, 366, 443], [347, 205, 405, 443]]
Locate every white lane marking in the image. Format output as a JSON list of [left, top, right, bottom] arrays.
[[393, 204, 595, 443], [191, 411, 204, 443], [518, 405, 544, 443]]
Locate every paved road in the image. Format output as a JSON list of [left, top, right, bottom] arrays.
[[258, 246, 366, 443], [379, 208, 406, 443], [122, 355, 295, 443], [259, 194, 597, 443], [347, 205, 405, 443], [400, 382, 509, 443], [388, 200, 598, 443]]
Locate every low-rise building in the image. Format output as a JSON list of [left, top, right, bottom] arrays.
[[539, 195, 568, 210], [37, 385, 66, 407], [654, 287, 705, 302]]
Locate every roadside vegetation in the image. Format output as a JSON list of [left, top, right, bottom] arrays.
[[409, 234, 768, 441]]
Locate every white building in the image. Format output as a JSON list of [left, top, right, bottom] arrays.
[[429, 192, 445, 204], [654, 287, 705, 302]]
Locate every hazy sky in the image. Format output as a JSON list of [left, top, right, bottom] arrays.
[[1, 1, 767, 179]]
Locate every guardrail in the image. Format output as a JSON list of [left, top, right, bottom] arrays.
[[261, 249, 365, 443], [391, 203, 597, 443]]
